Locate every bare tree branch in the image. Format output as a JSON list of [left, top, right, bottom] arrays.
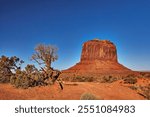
[[31, 44, 58, 71]]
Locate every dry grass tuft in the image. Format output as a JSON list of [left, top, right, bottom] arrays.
[[80, 92, 103, 100]]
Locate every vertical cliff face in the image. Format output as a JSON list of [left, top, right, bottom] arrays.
[[81, 39, 118, 62]]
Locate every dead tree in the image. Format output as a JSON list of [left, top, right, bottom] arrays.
[[31, 44, 63, 89], [31, 44, 58, 71]]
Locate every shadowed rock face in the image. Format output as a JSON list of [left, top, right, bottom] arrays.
[[81, 39, 117, 62], [62, 39, 132, 77]]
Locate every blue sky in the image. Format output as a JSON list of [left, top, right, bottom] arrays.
[[0, 0, 150, 71]]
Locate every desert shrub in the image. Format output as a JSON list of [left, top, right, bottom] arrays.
[[25, 64, 38, 74], [80, 92, 98, 100], [129, 84, 150, 100], [73, 76, 82, 82], [14, 76, 21, 88], [64, 76, 70, 81], [72, 76, 94, 82], [123, 77, 137, 84], [10, 68, 32, 88], [11, 70, 42, 89], [139, 72, 150, 78], [127, 74, 137, 78], [101, 75, 117, 83], [0, 50, 63, 89], [10, 65, 62, 89], [139, 72, 146, 77], [0, 55, 24, 83], [0, 73, 11, 83], [86, 77, 94, 82], [138, 85, 150, 100], [10, 64, 45, 88], [0, 54, 62, 89], [128, 85, 139, 90], [10, 75, 16, 85], [144, 73, 150, 78], [20, 76, 30, 89], [0, 67, 12, 83]]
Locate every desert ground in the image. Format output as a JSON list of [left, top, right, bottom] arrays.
[[0, 78, 149, 100]]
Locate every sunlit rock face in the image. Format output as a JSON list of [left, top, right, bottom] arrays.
[[81, 39, 118, 63]]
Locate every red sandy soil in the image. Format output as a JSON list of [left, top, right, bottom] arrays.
[[0, 80, 146, 100]]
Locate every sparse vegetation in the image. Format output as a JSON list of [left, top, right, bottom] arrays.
[[123, 77, 137, 84], [128, 85, 139, 90], [0, 44, 63, 89], [10, 66, 43, 89], [80, 92, 98, 100], [139, 85, 150, 100], [71, 76, 94, 82], [0, 56, 24, 83], [139, 72, 150, 78], [144, 73, 150, 78], [123, 74, 138, 84], [101, 75, 117, 83], [129, 84, 150, 100]]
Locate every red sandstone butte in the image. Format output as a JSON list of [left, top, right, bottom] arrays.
[[62, 39, 133, 76]]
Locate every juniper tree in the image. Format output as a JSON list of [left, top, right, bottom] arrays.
[[0, 55, 24, 83], [31, 44, 58, 71]]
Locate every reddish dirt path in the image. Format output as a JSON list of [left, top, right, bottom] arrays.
[[0, 81, 145, 100]]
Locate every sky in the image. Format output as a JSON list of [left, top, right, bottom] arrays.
[[0, 0, 150, 71]]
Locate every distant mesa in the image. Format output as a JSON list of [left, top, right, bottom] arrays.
[[62, 38, 133, 78]]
